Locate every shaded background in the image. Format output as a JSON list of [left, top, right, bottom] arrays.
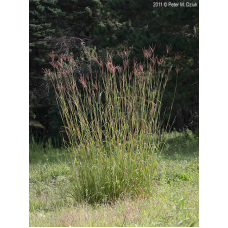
[[29, 0, 199, 146]]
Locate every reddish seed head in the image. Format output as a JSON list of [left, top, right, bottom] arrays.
[[111, 66, 116, 75], [149, 44, 156, 53], [49, 61, 55, 68], [158, 56, 165, 66], [92, 55, 98, 63], [176, 66, 179, 74], [168, 66, 172, 74], [62, 54, 66, 61], [176, 66, 182, 74], [143, 48, 152, 59], [79, 75, 87, 88], [93, 82, 98, 90], [58, 54, 63, 62], [69, 56, 73, 64], [138, 62, 144, 72], [123, 48, 131, 58], [63, 69, 67, 77], [105, 62, 110, 71], [70, 66, 73, 74], [87, 65, 92, 74], [43, 68, 50, 76], [119, 52, 125, 60], [57, 71, 61, 79], [159, 55, 166, 64], [150, 56, 157, 65], [55, 62, 59, 69], [148, 64, 153, 72], [128, 72, 133, 80], [92, 91, 95, 98], [57, 60, 63, 68], [166, 45, 172, 54], [175, 52, 182, 60], [66, 53, 70, 60], [123, 59, 129, 67], [116, 65, 123, 73], [99, 60, 103, 67], [133, 59, 137, 68], [161, 69, 165, 78], [105, 60, 114, 72], [106, 52, 113, 62]]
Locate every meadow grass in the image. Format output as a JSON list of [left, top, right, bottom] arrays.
[[29, 131, 199, 227], [41, 46, 182, 204], [30, 46, 198, 226]]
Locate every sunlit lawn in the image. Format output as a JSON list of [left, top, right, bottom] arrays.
[[29, 132, 199, 227]]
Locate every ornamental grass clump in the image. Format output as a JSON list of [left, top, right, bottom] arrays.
[[44, 45, 181, 204]]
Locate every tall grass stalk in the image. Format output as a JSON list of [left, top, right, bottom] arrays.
[[44, 46, 180, 204]]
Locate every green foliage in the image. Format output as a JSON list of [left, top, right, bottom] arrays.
[[29, 0, 199, 144], [94, 0, 199, 130], [29, 0, 104, 140], [29, 131, 199, 226], [42, 46, 182, 204], [69, 144, 157, 204]]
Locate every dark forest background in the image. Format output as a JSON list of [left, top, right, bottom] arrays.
[[29, 0, 199, 147]]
